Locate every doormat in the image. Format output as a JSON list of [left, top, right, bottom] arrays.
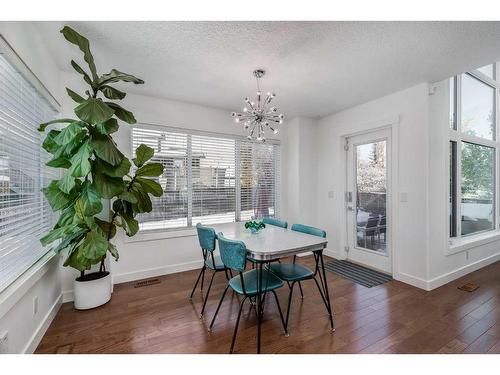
[[457, 283, 479, 292], [325, 259, 392, 288]]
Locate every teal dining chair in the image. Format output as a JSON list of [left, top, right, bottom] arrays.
[[190, 223, 232, 318], [262, 217, 288, 229], [208, 233, 287, 353], [267, 223, 334, 332]]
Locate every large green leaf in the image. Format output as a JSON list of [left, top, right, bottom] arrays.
[[75, 98, 114, 124], [98, 69, 144, 86], [42, 130, 61, 154], [52, 132, 88, 162], [71, 60, 92, 86], [69, 141, 92, 177], [54, 122, 85, 145], [118, 190, 138, 204], [61, 26, 98, 81], [108, 243, 119, 260], [135, 177, 163, 197], [80, 228, 108, 260], [119, 211, 139, 237], [93, 170, 125, 199], [80, 181, 103, 216], [38, 118, 75, 132], [58, 170, 76, 194], [96, 118, 119, 135], [94, 156, 131, 178], [106, 102, 136, 124], [40, 225, 74, 247], [53, 229, 87, 254], [55, 206, 77, 228], [66, 88, 85, 103], [133, 144, 154, 167], [136, 162, 164, 177], [63, 246, 93, 271], [95, 217, 116, 240], [99, 85, 126, 100], [89, 128, 123, 166], [42, 180, 72, 211], [131, 188, 152, 213], [46, 157, 71, 169]]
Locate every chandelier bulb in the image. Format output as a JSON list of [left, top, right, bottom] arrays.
[[279, 114, 284, 119], [247, 135, 252, 140], [243, 107, 248, 112], [274, 129, 279, 134], [266, 92, 271, 96], [250, 101, 255, 106], [235, 118, 240, 123], [279, 120, 283, 124]]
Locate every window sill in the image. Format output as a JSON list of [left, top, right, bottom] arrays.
[[0, 251, 58, 319], [123, 228, 198, 243], [447, 230, 500, 255]]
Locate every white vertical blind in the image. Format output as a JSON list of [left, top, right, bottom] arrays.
[[132, 125, 280, 231], [0, 54, 58, 292], [240, 140, 279, 221], [191, 134, 236, 225]]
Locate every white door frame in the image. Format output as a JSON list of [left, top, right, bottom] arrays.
[[339, 116, 400, 277]]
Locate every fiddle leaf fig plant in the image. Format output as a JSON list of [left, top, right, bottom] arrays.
[[39, 26, 164, 276]]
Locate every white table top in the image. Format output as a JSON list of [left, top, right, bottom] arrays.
[[211, 222, 328, 261]]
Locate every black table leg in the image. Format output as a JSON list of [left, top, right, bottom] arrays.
[[256, 260, 264, 353], [317, 250, 335, 331]]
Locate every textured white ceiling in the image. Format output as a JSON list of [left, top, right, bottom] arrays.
[[33, 21, 500, 118]]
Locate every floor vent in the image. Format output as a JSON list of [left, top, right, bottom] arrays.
[[134, 278, 161, 288], [457, 283, 479, 292]]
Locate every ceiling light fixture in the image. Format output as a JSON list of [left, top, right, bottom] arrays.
[[231, 69, 284, 142]]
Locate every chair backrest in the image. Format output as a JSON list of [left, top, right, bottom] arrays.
[[217, 233, 247, 272], [379, 215, 386, 226], [291, 223, 326, 238], [262, 217, 288, 229], [196, 223, 216, 252], [366, 215, 380, 229]]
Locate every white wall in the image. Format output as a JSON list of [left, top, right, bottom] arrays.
[[316, 84, 430, 286], [0, 22, 63, 353]]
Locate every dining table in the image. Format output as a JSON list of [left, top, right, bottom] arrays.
[[212, 221, 334, 353]]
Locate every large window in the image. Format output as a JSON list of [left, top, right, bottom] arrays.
[[132, 126, 280, 231], [0, 54, 58, 291], [449, 63, 499, 239]]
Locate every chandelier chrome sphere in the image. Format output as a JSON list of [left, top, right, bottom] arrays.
[[231, 69, 284, 142]]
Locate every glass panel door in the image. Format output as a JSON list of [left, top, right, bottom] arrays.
[[355, 140, 387, 253]]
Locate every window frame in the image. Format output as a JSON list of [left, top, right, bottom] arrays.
[[448, 62, 500, 246], [131, 123, 281, 235], [0, 35, 60, 294]]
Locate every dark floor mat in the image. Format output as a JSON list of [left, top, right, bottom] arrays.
[[325, 259, 392, 288]]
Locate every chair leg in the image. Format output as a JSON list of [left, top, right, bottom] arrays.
[[229, 296, 247, 354], [200, 271, 217, 318], [208, 285, 230, 331], [284, 281, 296, 333], [298, 281, 304, 299], [271, 290, 288, 337], [200, 267, 206, 290], [189, 266, 206, 299]]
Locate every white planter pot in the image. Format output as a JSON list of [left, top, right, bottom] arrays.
[[73, 272, 112, 310]]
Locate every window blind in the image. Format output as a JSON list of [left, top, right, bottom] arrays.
[[0, 54, 58, 292], [240, 140, 280, 221], [132, 125, 280, 231]]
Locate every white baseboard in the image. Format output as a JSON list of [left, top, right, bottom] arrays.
[[113, 260, 202, 284], [23, 293, 62, 354], [427, 251, 500, 290], [323, 248, 340, 259], [61, 290, 74, 303], [394, 272, 429, 290]]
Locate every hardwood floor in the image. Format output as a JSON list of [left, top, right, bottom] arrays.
[[36, 256, 500, 354]]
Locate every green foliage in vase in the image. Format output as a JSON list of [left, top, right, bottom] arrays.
[[244, 220, 266, 231], [38, 26, 164, 274]]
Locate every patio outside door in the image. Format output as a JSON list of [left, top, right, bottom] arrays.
[[345, 129, 392, 274]]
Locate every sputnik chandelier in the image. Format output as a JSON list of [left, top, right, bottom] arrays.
[[231, 69, 284, 142]]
